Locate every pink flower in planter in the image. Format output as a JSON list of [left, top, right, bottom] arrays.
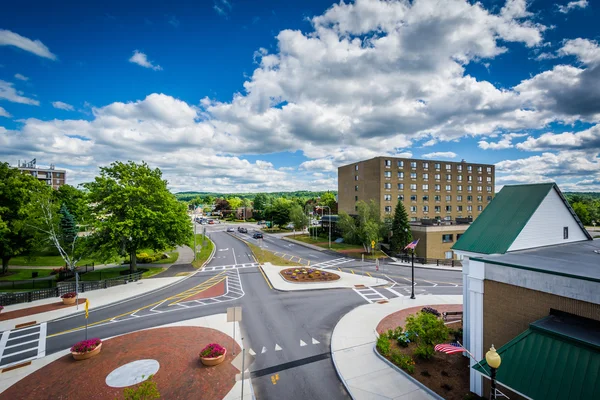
[[200, 343, 226, 358], [71, 338, 101, 353], [61, 292, 77, 299]]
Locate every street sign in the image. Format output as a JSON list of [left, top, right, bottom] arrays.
[[232, 348, 256, 377], [227, 306, 242, 322], [371, 240, 375, 249]]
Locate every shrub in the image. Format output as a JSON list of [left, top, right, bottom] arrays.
[[397, 332, 411, 347], [136, 253, 155, 264], [200, 343, 226, 358], [421, 307, 441, 317], [390, 350, 415, 374], [376, 335, 391, 357], [123, 374, 160, 400], [405, 311, 449, 359], [71, 338, 101, 353], [61, 292, 77, 299], [385, 327, 403, 340]]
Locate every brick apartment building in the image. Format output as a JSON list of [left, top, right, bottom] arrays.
[[338, 156, 495, 260], [17, 159, 66, 189]]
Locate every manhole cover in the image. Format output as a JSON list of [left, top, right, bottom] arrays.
[[105, 359, 160, 388]]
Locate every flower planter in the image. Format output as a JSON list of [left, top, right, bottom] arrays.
[[62, 297, 77, 305], [71, 343, 102, 361], [200, 348, 227, 366]]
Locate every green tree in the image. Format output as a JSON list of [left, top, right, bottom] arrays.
[[289, 204, 308, 235], [59, 204, 78, 246], [405, 312, 449, 359], [267, 197, 292, 227], [572, 202, 591, 225], [319, 191, 338, 214], [55, 184, 89, 224], [253, 193, 268, 219], [84, 161, 192, 273], [0, 163, 40, 274], [227, 196, 243, 212], [390, 200, 412, 253], [337, 200, 385, 250]]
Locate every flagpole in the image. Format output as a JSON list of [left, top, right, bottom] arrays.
[[410, 249, 415, 299]]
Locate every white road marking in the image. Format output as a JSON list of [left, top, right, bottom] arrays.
[[385, 287, 403, 298], [353, 287, 389, 304], [0, 323, 47, 368], [312, 258, 354, 269], [249, 348, 256, 356], [300, 340, 307, 347], [261, 346, 267, 354], [232, 248, 238, 265], [312, 338, 320, 345], [275, 344, 282, 351]]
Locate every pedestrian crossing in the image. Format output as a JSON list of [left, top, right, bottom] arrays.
[[0, 323, 47, 369], [203, 263, 259, 271], [311, 257, 354, 269], [353, 286, 390, 303]]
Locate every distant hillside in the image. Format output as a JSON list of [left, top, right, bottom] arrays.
[[564, 192, 600, 200], [175, 190, 337, 202]]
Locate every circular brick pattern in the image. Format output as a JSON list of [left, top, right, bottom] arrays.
[[105, 359, 160, 388]]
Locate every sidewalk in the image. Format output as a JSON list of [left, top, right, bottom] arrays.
[[0, 276, 185, 331], [331, 294, 462, 400]]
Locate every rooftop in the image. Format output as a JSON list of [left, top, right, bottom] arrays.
[[473, 239, 600, 282]]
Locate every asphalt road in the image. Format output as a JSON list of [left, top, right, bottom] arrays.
[[7, 224, 463, 399]]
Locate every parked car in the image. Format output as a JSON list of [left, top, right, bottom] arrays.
[[208, 220, 215, 225], [238, 227, 248, 233], [253, 232, 264, 239], [227, 227, 234, 232], [257, 220, 266, 225]]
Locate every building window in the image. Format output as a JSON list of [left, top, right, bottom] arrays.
[[467, 175, 473, 182], [487, 186, 492, 192], [477, 186, 482, 192], [355, 196, 358, 201], [410, 195, 417, 201], [457, 165, 463, 172], [457, 185, 463, 191], [355, 164, 359, 171], [355, 206, 358, 212], [434, 163, 441, 169], [444, 251, 453, 259], [410, 172, 417, 179], [467, 205, 473, 212], [445, 185, 452, 191], [457, 195, 462, 201], [435, 206, 441, 213], [385, 160, 391, 167], [384, 183, 392, 189], [355, 185, 359, 191], [423, 173, 429, 180], [398, 160, 404, 168], [423, 162, 429, 169], [487, 176, 492, 182], [457, 175, 462, 181], [467, 165, 473, 172], [467, 185, 472, 192], [434, 174, 441, 180], [446, 174, 452, 181], [410, 161, 417, 168], [410, 184, 417, 190], [445, 164, 451, 171], [410, 217, 418, 222], [487, 166, 492, 173], [422, 184, 429, 191], [384, 194, 391, 201], [398, 183, 404, 190], [355, 175, 359, 181], [434, 195, 441, 201], [444, 216, 452, 221], [384, 171, 391, 178], [476, 195, 481, 202], [398, 172, 404, 179], [477, 166, 483, 173], [410, 206, 417, 212], [398, 194, 404, 201], [442, 234, 453, 243], [435, 184, 441, 191], [385, 206, 392, 213], [423, 195, 429, 201], [563, 227, 568, 239], [467, 195, 473, 201], [487, 195, 492, 202], [457, 205, 463, 211], [445, 205, 452, 212], [423, 205, 429, 212], [477, 176, 482, 182], [446, 195, 452, 201], [477, 205, 483, 211]]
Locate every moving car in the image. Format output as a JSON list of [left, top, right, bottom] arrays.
[[238, 227, 248, 233], [253, 232, 264, 239], [226, 227, 234, 232]]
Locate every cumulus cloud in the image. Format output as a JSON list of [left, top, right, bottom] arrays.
[[52, 101, 75, 111], [478, 133, 527, 150], [557, 0, 588, 14], [0, 80, 39, 105], [0, 106, 11, 118], [128, 50, 162, 71], [422, 151, 457, 159], [14, 73, 28, 81], [0, 29, 57, 60], [516, 125, 600, 151]]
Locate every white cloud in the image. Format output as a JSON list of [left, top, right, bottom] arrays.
[[557, 0, 588, 14], [299, 159, 336, 172], [128, 50, 162, 71], [516, 125, 600, 151], [0, 80, 39, 105], [14, 73, 29, 81], [421, 151, 457, 159], [52, 101, 75, 111], [0, 29, 57, 60], [0, 106, 11, 118], [478, 133, 527, 150]]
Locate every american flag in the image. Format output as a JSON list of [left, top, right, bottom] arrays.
[[404, 239, 420, 250], [434, 342, 464, 355]]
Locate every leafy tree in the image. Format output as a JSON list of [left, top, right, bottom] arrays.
[[390, 200, 412, 253], [59, 204, 78, 245], [0, 163, 40, 274], [253, 193, 268, 219], [55, 184, 89, 224], [227, 196, 243, 212], [267, 197, 292, 227], [405, 312, 449, 359], [319, 191, 338, 214], [213, 198, 230, 216], [289, 204, 308, 235], [337, 200, 385, 250], [84, 161, 192, 273]]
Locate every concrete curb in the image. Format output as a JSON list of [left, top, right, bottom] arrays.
[[330, 308, 357, 400], [281, 236, 325, 252], [372, 345, 444, 400], [199, 238, 217, 271]]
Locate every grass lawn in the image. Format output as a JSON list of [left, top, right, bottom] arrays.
[[0, 268, 55, 281], [261, 227, 292, 233], [8, 255, 100, 267], [292, 234, 363, 250], [247, 242, 302, 267], [79, 267, 165, 281], [191, 235, 215, 269]]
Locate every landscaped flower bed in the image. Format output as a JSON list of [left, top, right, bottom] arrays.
[[0, 305, 4, 313], [280, 267, 340, 282], [376, 308, 480, 400], [199, 343, 227, 366], [71, 338, 102, 360], [61, 292, 77, 305]]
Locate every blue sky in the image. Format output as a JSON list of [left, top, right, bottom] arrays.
[[1, 0, 599, 192]]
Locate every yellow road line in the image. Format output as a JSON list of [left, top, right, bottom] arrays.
[[350, 269, 355, 274], [258, 266, 273, 290], [337, 268, 342, 272], [169, 276, 227, 306], [366, 272, 372, 277], [307, 260, 310, 266]]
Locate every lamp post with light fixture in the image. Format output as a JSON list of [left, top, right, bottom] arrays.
[[486, 345, 502, 400]]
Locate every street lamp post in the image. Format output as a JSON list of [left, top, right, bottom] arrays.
[[318, 206, 331, 249], [486, 345, 502, 400]]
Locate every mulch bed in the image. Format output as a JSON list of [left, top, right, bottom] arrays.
[[280, 267, 340, 282], [0, 326, 240, 400], [0, 299, 87, 322], [377, 304, 479, 400]]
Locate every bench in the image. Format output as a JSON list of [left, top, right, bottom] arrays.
[[442, 311, 463, 321]]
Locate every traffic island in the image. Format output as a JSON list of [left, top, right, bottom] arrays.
[[0, 326, 241, 400], [280, 267, 340, 282]]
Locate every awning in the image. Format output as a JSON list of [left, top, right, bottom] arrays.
[[474, 312, 600, 400]]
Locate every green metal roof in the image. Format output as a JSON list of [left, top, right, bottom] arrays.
[[453, 183, 559, 254], [474, 314, 600, 400]]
